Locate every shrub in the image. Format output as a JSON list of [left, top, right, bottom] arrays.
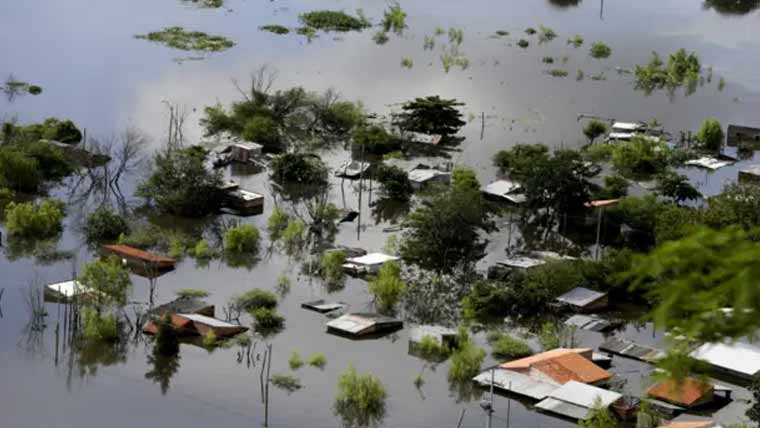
[[5, 199, 64, 238], [320, 250, 347, 286], [0, 187, 12, 209], [234, 288, 278, 311], [299, 10, 371, 32], [259, 24, 290, 34], [695, 118, 724, 152], [583, 120, 608, 143], [417, 335, 450, 360], [225, 224, 260, 254], [289, 351, 304, 370], [27, 85, 43, 95], [267, 206, 291, 241], [611, 136, 670, 178], [25, 142, 74, 181], [270, 153, 328, 184], [252, 307, 285, 331], [487, 331, 533, 359], [175, 288, 209, 298], [400, 57, 413, 69], [85, 207, 129, 243], [117, 224, 161, 249], [593, 175, 629, 199], [375, 164, 413, 200], [451, 167, 480, 192], [202, 330, 218, 348], [353, 125, 402, 155], [548, 69, 569, 77], [271, 374, 302, 393], [568, 34, 584, 47], [368, 261, 407, 312], [191, 239, 217, 259], [538, 25, 557, 43], [135, 26, 235, 52], [382, 2, 406, 34], [0, 148, 42, 193], [334, 365, 387, 428], [79, 256, 133, 307], [308, 352, 327, 368], [542, 56, 555, 64], [448, 327, 486, 382], [517, 39, 529, 48], [395, 96, 466, 136], [82, 308, 120, 342], [280, 219, 307, 255], [590, 41, 612, 59]]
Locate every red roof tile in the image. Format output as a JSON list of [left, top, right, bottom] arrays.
[[647, 378, 714, 407], [103, 244, 176, 266], [531, 352, 612, 384], [500, 348, 593, 370]]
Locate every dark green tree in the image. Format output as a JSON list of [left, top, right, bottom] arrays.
[[583, 120, 608, 143], [695, 118, 724, 152], [748, 374, 760, 427], [655, 170, 701, 202], [375, 164, 413, 200], [85, 207, 130, 243], [394, 96, 466, 136]]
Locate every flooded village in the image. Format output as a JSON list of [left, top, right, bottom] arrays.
[[3, 1, 760, 428]]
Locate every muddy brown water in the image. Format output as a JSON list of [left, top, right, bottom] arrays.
[[1, 0, 759, 427]]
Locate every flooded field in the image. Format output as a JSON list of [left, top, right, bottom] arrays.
[[2, 1, 760, 427]]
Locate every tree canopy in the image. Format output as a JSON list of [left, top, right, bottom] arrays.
[[394, 96, 466, 136]]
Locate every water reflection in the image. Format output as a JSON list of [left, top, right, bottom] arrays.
[[703, 0, 760, 15]]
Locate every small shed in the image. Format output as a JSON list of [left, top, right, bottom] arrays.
[[409, 132, 443, 145], [229, 142, 263, 163], [147, 296, 215, 319], [685, 157, 734, 171], [223, 189, 265, 214], [342, 253, 399, 275], [727, 124, 760, 147], [143, 313, 248, 338], [301, 299, 347, 314], [409, 325, 457, 348], [482, 179, 526, 204], [44, 280, 98, 303], [408, 167, 451, 190], [326, 313, 403, 338], [690, 342, 760, 382], [600, 337, 663, 363], [555, 287, 608, 312], [564, 314, 613, 332], [739, 164, 760, 185], [102, 245, 176, 270], [535, 381, 622, 420], [647, 377, 714, 409]]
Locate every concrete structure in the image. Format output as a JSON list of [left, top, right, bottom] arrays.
[[229, 142, 263, 163], [727, 124, 760, 147], [301, 300, 347, 314], [223, 189, 265, 215], [739, 164, 760, 184], [44, 280, 98, 303]]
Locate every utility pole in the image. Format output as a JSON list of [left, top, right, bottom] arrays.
[[594, 206, 603, 260]]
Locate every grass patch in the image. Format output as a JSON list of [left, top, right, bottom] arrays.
[[299, 10, 371, 32], [487, 331, 533, 359], [289, 351, 304, 370], [259, 25, 290, 35], [252, 307, 284, 332], [538, 25, 557, 43], [401, 57, 413, 69], [517, 39, 529, 49], [373, 31, 389, 45], [382, 2, 406, 34], [718, 77, 726, 91], [308, 352, 327, 368], [542, 56, 554, 64], [175, 288, 210, 298], [423, 35, 435, 50], [568, 34, 584, 47], [296, 26, 317, 41], [634, 49, 701, 95], [590, 41, 612, 59], [547, 69, 569, 77], [271, 374, 302, 393], [135, 26, 234, 52]]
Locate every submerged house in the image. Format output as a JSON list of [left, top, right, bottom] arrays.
[[408, 166, 451, 190], [690, 342, 760, 382], [335, 160, 370, 179], [223, 188, 265, 214], [726, 124, 760, 147], [102, 244, 176, 270], [482, 179, 526, 204], [228, 142, 263, 163], [147, 295, 215, 319], [535, 380, 623, 420], [647, 378, 714, 409], [555, 287, 608, 313], [326, 313, 403, 338], [738, 164, 760, 184], [600, 337, 663, 363], [342, 252, 400, 275], [301, 299, 347, 314], [44, 280, 98, 303], [685, 156, 735, 171], [143, 313, 248, 338], [564, 314, 614, 333], [408, 132, 443, 146]]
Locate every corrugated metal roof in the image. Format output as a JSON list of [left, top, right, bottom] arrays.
[[531, 353, 611, 385], [556, 287, 607, 308], [565, 314, 611, 332], [473, 369, 557, 400], [177, 313, 240, 328], [497, 256, 546, 269], [483, 180, 526, 203], [501, 348, 593, 370], [103, 245, 176, 265], [535, 397, 590, 419], [326, 313, 401, 335], [685, 157, 733, 170], [647, 378, 713, 407], [546, 381, 622, 408], [45, 280, 94, 298], [409, 325, 457, 345], [345, 253, 399, 266], [690, 342, 760, 377]]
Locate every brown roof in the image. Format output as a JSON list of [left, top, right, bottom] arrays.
[[585, 199, 621, 208], [657, 421, 715, 428], [500, 348, 593, 370], [647, 378, 714, 407], [531, 352, 612, 384], [103, 244, 176, 266]]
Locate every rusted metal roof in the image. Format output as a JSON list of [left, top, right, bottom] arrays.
[[647, 378, 714, 407], [103, 244, 176, 267], [658, 422, 719, 428], [531, 352, 612, 385], [584, 199, 621, 208], [500, 348, 593, 370]]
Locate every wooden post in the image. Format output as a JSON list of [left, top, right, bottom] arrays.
[[456, 408, 465, 428], [357, 142, 366, 241], [594, 207, 603, 260], [481, 112, 485, 140]]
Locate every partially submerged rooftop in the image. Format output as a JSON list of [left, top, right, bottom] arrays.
[[535, 380, 622, 420], [600, 337, 663, 363], [690, 342, 760, 381], [326, 313, 403, 338], [103, 244, 176, 269], [555, 287, 608, 312], [482, 179, 526, 204], [647, 377, 714, 408]]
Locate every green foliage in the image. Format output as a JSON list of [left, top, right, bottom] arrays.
[[289, 351, 304, 370], [747, 375, 760, 425], [24, 142, 75, 180], [259, 25, 290, 34], [695, 118, 724, 152], [451, 167, 480, 193], [417, 335, 450, 360], [382, 2, 406, 34], [202, 330, 218, 348], [548, 69, 569, 77], [153, 315, 180, 356], [280, 219, 307, 255], [252, 307, 285, 331], [0, 147, 42, 193], [493, 143, 548, 175], [276, 273, 291, 297], [5, 199, 64, 238], [353, 125, 402, 155], [225, 224, 260, 254], [82, 308, 121, 342], [448, 327, 486, 382], [414, 374, 425, 388], [85, 207, 129, 243], [593, 175, 629, 200], [400, 187, 492, 272], [233, 288, 278, 312], [590, 41, 612, 59], [373, 31, 389, 44], [423, 35, 435, 50], [394, 96, 466, 136], [400, 57, 413, 69], [636, 400, 662, 428], [525, 27, 537, 35], [568, 34, 584, 47], [611, 135, 671, 178], [135, 26, 234, 52], [583, 120, 608, 142], [271, 153, 328, 184], [320, 250, 346, 287], [542, 56, 554, 64], [175, 288, 209, 298], [299, 10, 371, 32], [79, 256, 133, 307], [296, 26, 317, 41], [267, 207, 291, 241], [117, 223, 161, 249], [368, 261, 407, 312], [0, 187, 12, 209], [138, 147, 223, 217], [308, 352, 327, 369], [375, 164, 413, 201], [624, 226, 760, 345], [334, 365, 387, 428], [655, 170, 701, 202], [517, 39, 529, 48], [537, 321, 578, 350], [538, 25, 557, 43], [462, 280, 510, 321], [271, 374, 302, 393], [6, 117, 82, 144], [634, 49, 701, 95], [702, 184, 760, 230], [487, 331, 532, 359], [191, 239, 217, 260], [579, 397, 618, 428]]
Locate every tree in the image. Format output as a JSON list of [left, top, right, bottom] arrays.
[[579, 397, 618, 428], [702, 184, 760, 230], [224, 224, 260, 254], [352, 125, 402, 155], [394, 96, 466, 136], [137, 146, 223, 217], [611, 135, 670, 178], [270, 153, 328, 184], [451, 166, 480, 192], [375, 164, 413, 201], [5, 199, 65, 238], [493, 143, 549, 176], [655, 170, 701, 202], [368, 261, 407, 312], [0, 147, 42, 192], [593, 175, 628, 200], [334, 365, 387, 428], [748, 374, 760, 427], [448, 327, 486, 381], [79, 256, 133, 308], [583, 120, 608, 143], [695, 118, 724, 152], [400, 187, 493, 273], [85, 207, 129, 243]]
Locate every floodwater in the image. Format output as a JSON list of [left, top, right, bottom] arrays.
[[1, 0, 760, 427]]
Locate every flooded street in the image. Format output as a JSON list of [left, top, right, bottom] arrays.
[[2, 0, 760, 427]]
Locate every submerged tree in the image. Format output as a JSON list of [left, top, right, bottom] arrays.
[[368, 261, 407, 313], [695, 118, 724, 153], [655, 170, 701, 203], [394, 96, 466, 136], [333, 365, 387, 428]]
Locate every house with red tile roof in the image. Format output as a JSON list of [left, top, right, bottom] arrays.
[[500, 348, 611, 386], [647, 378, 714, 408]]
